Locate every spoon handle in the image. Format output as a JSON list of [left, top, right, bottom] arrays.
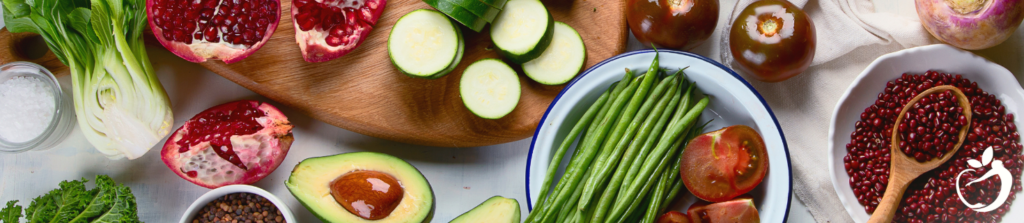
[[868, 171, 914, 223]]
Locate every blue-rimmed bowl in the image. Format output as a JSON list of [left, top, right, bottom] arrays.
[[525, 49, 792, 222]]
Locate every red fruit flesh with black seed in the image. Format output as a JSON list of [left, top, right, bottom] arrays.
[[147, 0, 280, 64], [292, 0, 387, 62], [161, 100, 293, 189], [657, 211, 691, 223], [680, 125, 769, 202], [686, 198, 760, 223]]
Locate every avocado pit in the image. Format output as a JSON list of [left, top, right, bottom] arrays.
[[330, 170, 404, 220]]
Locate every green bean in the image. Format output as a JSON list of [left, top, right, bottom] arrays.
[[609, 97, 709, 222], [538, 73, 644, 223], [613, 134, 685, 223], [526, 75, 632, 223], [620, 78, 693, 196], [643, 164, 673, 223], [578, 64, 668, 213], [557, 170, 590, 223], [658, 120, 712, 213], [532, 82, 614, 213], [589, 74, 682, 223]]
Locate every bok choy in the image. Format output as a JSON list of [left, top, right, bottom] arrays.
[[3, 0, 173, 159]]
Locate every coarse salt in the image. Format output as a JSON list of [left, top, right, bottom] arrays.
[[0, 75, 56, 143]]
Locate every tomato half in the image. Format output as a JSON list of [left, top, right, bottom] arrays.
[[680, 125, 769, 202]]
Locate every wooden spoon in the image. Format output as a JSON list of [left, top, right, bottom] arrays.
[[868, 85, 972, 223]]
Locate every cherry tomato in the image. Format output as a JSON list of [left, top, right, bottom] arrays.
[[729, 0, 815, 82], [627, 0, 720, 50], [680, 125, 769, 202]]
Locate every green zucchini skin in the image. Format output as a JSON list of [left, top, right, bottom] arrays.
[[423, 0, 489, 32]]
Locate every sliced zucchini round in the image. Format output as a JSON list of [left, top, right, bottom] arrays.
[[460, 59, 521, 119], [388, 9, 464, 79], [490, 0, 554, 64], [522, 22, 586, 85]]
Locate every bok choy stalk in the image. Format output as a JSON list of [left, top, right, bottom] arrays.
[[3, 0, 173, 159]]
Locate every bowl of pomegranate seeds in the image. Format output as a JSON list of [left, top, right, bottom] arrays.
[[829, 44, 1024, 222]]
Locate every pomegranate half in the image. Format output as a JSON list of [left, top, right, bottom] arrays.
[[292, 0, 387, 62], [161, 100, 294, 189], [147, 0, 281, 63]]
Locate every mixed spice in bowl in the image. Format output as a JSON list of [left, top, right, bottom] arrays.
[[180, 185, 295, 223]]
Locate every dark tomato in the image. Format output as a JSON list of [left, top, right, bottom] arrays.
[[657, 211, 691, 223], [627, 0, 720, 50], [729, 0, 815, 82], [680, 125, 769, 202]]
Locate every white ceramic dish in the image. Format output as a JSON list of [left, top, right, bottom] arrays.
[[525, 49, 792, 222], [828, 44, 1024, 222], [179, 185, 296, 223]]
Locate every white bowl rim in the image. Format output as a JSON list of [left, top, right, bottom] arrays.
[[179, 184, 297, 223], [523, 49, 793, 221], [827, 43, 1024, 222]]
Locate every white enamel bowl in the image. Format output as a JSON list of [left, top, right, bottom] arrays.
[[829, 44, 1024, 222], [179, 185, 297, 223], [525, 49, 793, 222]]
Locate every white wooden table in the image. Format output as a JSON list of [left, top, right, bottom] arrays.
[[4, 0, 998, 222]]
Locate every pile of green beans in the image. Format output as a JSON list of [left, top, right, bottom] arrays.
[[526, 51, 710, 223]]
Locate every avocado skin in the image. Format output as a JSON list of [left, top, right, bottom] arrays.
[[285, 152, 435, 223]]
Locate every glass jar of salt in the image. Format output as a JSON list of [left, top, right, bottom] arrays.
[[0, 62, 75, 152]]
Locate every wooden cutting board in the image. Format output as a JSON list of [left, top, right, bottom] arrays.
[[0, 0, 627, 147]]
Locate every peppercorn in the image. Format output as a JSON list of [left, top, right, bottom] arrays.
[[192, 193, 286, 223]]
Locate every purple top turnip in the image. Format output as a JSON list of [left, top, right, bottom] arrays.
[[916, 0, 1024, 50]]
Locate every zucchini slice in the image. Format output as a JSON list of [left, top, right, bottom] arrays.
[[490, 0, 554, 64], [388, 9, 464, 79], [443, 0, 501, 22], [460, 59, 521, 119], [522, 22, 586, 85], [423, 0, 488, 32], [477, 0, 509, 9]]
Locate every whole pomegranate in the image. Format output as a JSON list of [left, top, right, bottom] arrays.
[[292, 0, 387, 63], [147, 0, 281, 63], [161, 100, 294, 189]]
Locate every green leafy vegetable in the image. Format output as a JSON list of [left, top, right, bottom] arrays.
[[1, 200, 22, 223], [2, 0, 173, 160], [69, 176, 116, 223], [50, 179, 94, 223], [1, 175, 141, 223], [27, 189, 58, 223], [91, 185, 140, 223]]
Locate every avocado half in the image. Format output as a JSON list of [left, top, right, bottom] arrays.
[[449, 196, 520, 223], [285, 152, 435, 223]]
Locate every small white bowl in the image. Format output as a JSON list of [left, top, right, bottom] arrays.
[[526, 49, 793, 222], [828, 44, 1024, 222], [180, 185, 297, 223], [0, 61, 75, 152]]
